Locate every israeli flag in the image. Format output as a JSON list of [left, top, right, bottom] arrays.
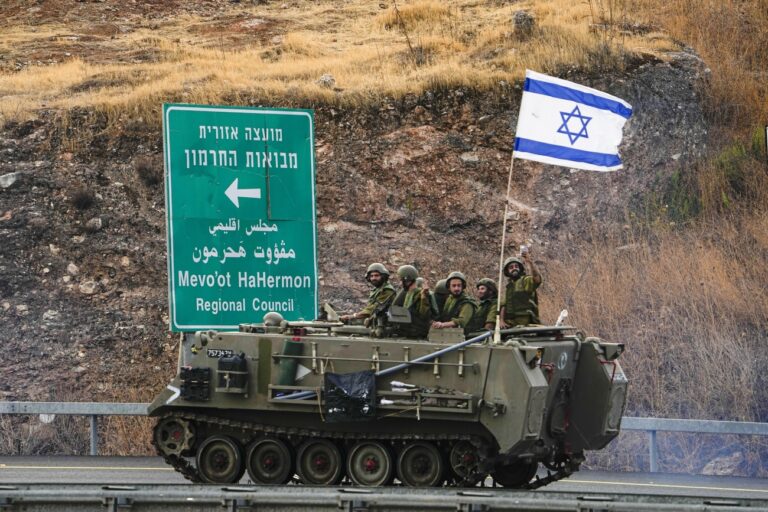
[[514, 70, 632, 172]]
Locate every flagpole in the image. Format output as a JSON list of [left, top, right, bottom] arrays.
[[493, 154, 516, 344]]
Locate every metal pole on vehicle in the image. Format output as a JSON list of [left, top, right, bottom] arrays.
[[275, 331, 493, 400], [377, 331, 492, 377]]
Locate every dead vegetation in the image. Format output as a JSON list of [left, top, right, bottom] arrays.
[[0, 0, 675, 128], [0, 0, 766, 476]]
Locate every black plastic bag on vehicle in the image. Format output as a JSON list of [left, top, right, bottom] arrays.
[[323, 370, 376, 423]]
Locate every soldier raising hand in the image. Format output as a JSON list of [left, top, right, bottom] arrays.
[[499, 246, 542, 328]]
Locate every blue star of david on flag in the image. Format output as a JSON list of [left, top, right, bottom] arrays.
[[557, 105, 592, 145], [513, 70, 633, 171]]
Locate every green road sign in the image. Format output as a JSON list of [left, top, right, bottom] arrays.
[[163, 104, 316, 331]]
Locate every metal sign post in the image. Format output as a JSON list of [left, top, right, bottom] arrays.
[[163, 104, 317, 331]]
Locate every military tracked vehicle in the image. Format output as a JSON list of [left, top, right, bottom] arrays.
[[148, 312, 627, 488]]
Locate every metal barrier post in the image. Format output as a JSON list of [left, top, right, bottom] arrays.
[[90, 414, 98, 456], [648, 429, 658, 473]]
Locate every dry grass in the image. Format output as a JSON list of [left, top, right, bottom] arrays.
[[0, 0, 671, 126], [633, 0, 768, 131], [0, 384, 161, 457], [543, 211, 768, 475], [1, 0, 763, 132]]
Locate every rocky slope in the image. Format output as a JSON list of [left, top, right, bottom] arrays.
[[0, 48, 708, 406]]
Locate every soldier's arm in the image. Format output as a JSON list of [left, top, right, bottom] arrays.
[[357, 302, 376, 318], [451, 303, 474, 328], [414, 292, 434, 319], [427, 292, 439, 318], [357, 288, 396, 318], [498, 303, 507, 328], [484, 301, 497, 330], [523, 253, 542, 285]]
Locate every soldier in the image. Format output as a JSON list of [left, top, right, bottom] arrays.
[[340, 263, 396, 324], [468, 278, 498, 332], [432, 279, 449, 315], [499, 248, 542, 328], [432, 271, 477, 335], [392, 265, 433, 339]]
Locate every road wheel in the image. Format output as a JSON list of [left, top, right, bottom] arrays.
[[246, 437, 293, 484], [449, 441, 479, 481], [491, 461, 538, 488], [196, 435, 245, 484], [347, 441, 393, 487], [297, 439, 344, 485], [396, 442, 444, 487]]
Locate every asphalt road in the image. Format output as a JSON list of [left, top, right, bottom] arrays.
[[1, 456, 766, 500]]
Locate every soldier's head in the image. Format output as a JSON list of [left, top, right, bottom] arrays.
[[446, 271, 467, 298], [365, 263, 390, 287], [397, 265, 419, 290], [503, 257, 525, 280], [476, 278, 497, 300], [434, 279, 449, 296]]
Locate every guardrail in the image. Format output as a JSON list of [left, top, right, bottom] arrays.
[[1, 402, 767, 471], [622, 416, 768, 472], [0, 402, 147, 456]]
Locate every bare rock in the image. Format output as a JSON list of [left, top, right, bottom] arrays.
[[0, 172, 21, 188], [316, 74, 336, 89], [85, 217, 103, 232], [79, 280, 99, 295], [701, 452, 743, 476], [513, 10, 535, 39]]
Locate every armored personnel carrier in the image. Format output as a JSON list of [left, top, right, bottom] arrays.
[[148, 313, 627, 488]]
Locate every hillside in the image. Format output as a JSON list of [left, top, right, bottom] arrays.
[[1, 0, 766, 475]]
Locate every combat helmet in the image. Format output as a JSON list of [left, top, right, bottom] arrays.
[[503, 257, 525, 277], [434, 279, 449, 296], [366, 263, 390, 282], [263, 311, 284, 326], [397, 265, 419, 284], [446, 271, 467, 290], [476, 277, 498, 296]]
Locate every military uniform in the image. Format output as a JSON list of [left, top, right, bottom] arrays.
[[468, 297, 497, 333], [438, 292, 477, 335], [392, 287, 432, 339], [357, 283, 396, 318], [503, 276, 539, 326], [432, 279, 449, 316]]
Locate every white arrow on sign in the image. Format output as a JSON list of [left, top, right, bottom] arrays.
[[225, 178, 262, 208]]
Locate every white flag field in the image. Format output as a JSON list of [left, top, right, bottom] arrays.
[[513, 70, 633, 172]]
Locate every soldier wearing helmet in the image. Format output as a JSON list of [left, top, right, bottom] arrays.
[[432, 271, 477, 335], [340, 263, 396, 324], [391, 265, 433, 339], [499, 247, 542, 328], [432, 279, 449, 316], [467, 278, 498, 332]]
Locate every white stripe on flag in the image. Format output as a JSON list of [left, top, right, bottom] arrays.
[[513, 70, 632, 172]]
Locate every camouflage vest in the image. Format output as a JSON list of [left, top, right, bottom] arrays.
[[360, 282, 396, 317], [369, 283, 396, 304], [503, 277, 539, 326], [467, 298, 497, 333], [439, 293, 478, 334], [392, 288, 432, 339]]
